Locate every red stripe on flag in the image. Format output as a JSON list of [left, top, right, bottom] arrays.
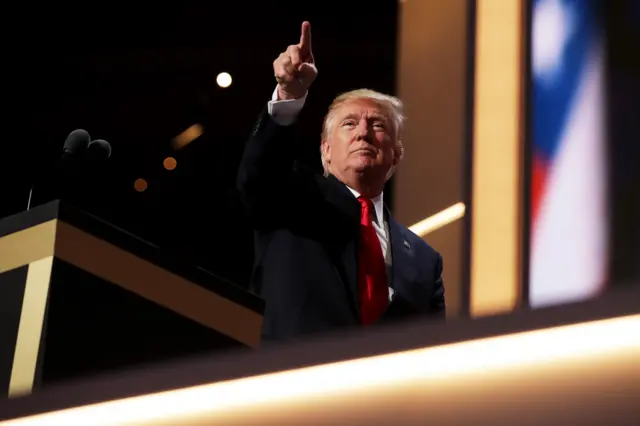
[[531, 154, 549, 225]]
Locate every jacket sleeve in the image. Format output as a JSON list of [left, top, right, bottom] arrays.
[[429, 252, 446, 318], [236, 107, 303, 229]]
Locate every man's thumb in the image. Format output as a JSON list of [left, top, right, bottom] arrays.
[[298, 63, 318, 80]]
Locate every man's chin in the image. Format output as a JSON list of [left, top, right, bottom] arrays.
[[351, 160, 377, 175]]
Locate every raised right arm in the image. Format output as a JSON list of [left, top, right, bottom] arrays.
[[236, 22, 318, 228], [235, 88, 307, 225]]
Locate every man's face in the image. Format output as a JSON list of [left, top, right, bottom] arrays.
[[322, 98, 399, 182]]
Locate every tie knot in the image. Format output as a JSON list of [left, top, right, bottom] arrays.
[[358, 196, 373, 210], [358, 196, 376, 225]]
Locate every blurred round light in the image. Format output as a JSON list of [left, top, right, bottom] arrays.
[[216, 72, 232, 88], [134, 178, 148, 192], [163, 157, 177, 171]]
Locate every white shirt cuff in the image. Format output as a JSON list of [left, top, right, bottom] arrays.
[[267, 86, 307, 126]]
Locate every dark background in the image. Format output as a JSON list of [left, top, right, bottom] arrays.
[[3, 1, 637, 294], [605, 0, 640, 285], [3, 1, 399, 288]]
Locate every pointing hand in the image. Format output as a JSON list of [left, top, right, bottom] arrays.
[[273, 21, 318, 100]]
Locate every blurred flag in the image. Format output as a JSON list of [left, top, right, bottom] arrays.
[[529, 0, 608, 307]]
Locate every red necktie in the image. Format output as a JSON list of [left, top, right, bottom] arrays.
[[357, 196, 389, 325]]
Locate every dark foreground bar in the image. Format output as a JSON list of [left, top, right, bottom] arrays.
[[0, 285, 638, 425]]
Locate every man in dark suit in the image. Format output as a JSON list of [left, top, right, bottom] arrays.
[[237, 21, 445, 342]]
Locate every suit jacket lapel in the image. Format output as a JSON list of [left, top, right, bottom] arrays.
[[322, 174, 361, 317], [387, 214, 417, 304], [340, 236, 360, 317], [322, 174, 360, 222]]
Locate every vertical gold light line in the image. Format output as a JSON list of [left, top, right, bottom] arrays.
[[9, 256, 54, 397], [470, 0, 526, 317]]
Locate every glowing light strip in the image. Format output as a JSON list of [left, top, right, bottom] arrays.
[[171, 124, 203, 150], [3, 315, 639, 426], [470, 0, 524, 316], [408, 202, 466, 237]]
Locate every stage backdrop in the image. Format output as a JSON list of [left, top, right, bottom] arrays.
[[528, 0, 608, 307]]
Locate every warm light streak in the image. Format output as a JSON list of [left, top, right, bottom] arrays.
[[171, 124, 203, 150], [408, 202, 466, 237], [3, 315, 639, 426]]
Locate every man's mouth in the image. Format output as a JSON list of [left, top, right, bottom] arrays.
[[352, 147, 376, 155]]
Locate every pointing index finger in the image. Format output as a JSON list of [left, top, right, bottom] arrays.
[[299, 21, 312, 52]]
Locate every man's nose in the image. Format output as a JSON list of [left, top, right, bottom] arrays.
[[355, 121, 372, 142]]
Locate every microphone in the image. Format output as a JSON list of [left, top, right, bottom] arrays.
[[62, 129, 91, 159], [27, 129, 93, 210], [86, 139, 112, 161]]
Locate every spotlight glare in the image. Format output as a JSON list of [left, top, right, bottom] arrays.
[[216, 72, 232, 88]]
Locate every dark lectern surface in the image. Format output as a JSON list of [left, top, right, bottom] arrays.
[[0, 200, 263, 313]]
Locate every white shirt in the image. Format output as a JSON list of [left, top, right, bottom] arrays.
[[267, 88, 394, 301]]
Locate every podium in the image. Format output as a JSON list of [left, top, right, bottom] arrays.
[[0, 200, 264, 398]]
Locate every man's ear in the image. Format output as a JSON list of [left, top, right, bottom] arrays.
[[392, 141, 402, 166], [321, 139, 331, 163]]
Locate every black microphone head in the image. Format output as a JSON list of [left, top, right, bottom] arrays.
[[62, 129, 91, 158], [86, 139, 112, 160]]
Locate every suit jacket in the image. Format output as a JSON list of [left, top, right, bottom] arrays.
[[236, 108, 445, 341]]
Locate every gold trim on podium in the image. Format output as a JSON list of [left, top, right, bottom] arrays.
[[53, 221, 262, 348], [1, 217, 262, 357], [1, 219, 262, 350], [1, 203, 263, 399], [9, 257, 54, 398], [0, 221, 57, 275]]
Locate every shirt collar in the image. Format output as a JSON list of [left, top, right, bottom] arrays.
[[346, 186, 384, 225]]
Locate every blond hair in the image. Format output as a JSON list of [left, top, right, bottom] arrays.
[[320, 89, 405, 178]]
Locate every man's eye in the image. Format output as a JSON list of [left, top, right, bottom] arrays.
[[343, 121, 356, 127]]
